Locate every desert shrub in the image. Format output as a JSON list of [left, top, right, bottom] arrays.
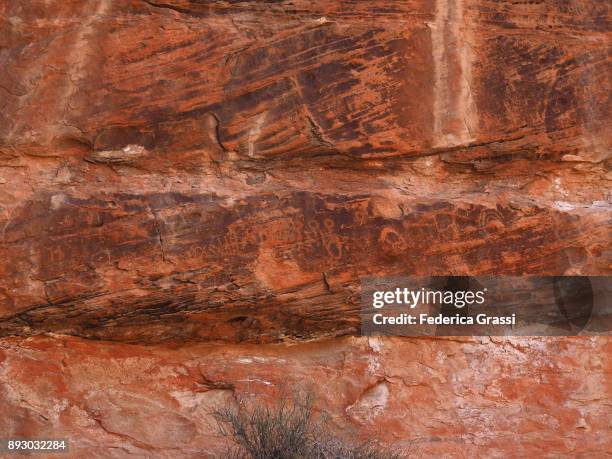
[[213, 388, 405, 459]]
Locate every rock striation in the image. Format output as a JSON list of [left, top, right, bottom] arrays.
[[0, 0, 610, 456]]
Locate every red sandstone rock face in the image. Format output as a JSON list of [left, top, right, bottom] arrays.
[[0, 0, 610, 456], [0, 336, 611, 457], [0, 0, 610, 341]]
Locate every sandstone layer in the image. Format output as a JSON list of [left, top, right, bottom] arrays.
[[0, 0, 610, 456], [1, 335, 611, 458]]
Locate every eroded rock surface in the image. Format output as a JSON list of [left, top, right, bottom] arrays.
[[1, 336, 611, 457], [0, 0, 610, 342], [0, 0, 610, 456]]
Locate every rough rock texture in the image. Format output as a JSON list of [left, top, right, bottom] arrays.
[[1, 335, 611, 458], [0, 0, 610, 456]]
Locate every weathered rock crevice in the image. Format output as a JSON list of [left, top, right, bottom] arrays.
[[0, 0, 609, 455]]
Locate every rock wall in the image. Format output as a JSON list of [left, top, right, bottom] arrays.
[[1, 336, 611, 457], [0, 0, 610, 456]]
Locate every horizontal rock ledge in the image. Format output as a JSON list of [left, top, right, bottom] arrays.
[[0, 157, 608, 343]]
